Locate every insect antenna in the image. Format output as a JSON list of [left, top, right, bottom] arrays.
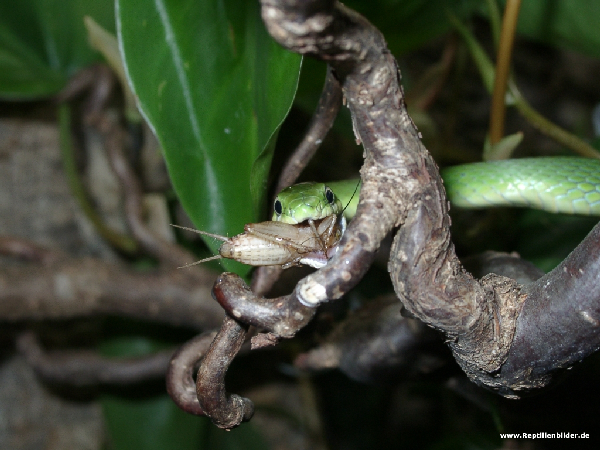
[[177, 254, 222, 269], [170, 224, 230, 241], [342, 179, 361, 215], [170, 224, 227, 269]]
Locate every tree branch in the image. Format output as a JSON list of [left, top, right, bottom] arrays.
[[0, 254, 223, 330], [196, 316, 254, 429], [166, 331, 217, 416], [489, 223, 600, 397], [17, 331, 173, 386], [252, 0, 600, 396]]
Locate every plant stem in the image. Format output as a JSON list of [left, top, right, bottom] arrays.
[[489, 0, 521, 145]]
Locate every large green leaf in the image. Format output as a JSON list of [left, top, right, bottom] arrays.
[[0, 0, 114, 99], [117, 0, 301, 275]]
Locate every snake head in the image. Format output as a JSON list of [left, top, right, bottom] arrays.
[[272, 182, 343, 224]]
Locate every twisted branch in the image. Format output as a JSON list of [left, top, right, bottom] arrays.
[[208, 0, 600, 401], [196, 316, 254, 429]]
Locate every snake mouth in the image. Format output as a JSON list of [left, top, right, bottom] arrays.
[[296, 214, 345, 269]]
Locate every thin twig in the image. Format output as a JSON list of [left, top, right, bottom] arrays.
[[166, 331, 218, 416], [101, 114, 197, 267], [406, 36, 458, 111], [275, 67, 343, 194], [17, 331, 174, 386], [513, 94, 600, 159], [196, 316, 254, 429], [55, 64, 116, 122]]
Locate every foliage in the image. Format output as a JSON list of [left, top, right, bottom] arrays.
[[117, 0, 302, 275], [0, 0, 114, 98]]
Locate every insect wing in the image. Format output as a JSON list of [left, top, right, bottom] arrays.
[[245, 221, 318, 251], [220, 232, 297, 266], [314, 214, 345, 247]]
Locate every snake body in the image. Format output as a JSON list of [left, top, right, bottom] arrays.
[[442, 157, 600, 215], [289, 158, 600, 220]]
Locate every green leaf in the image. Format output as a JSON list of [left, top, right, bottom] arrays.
[[102, 394, 209, 450], [117, 0, 301, 276], [483, 132, 523, 161], [0, 0, 114, 99], [509, 0, 600, 59]]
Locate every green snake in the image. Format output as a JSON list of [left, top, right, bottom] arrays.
[[273, 182, 344, 223], [274, 157, 600, 222]]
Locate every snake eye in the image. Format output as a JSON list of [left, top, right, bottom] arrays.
[[325, 187, 335, 205], [274, 199, 283, 215]]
